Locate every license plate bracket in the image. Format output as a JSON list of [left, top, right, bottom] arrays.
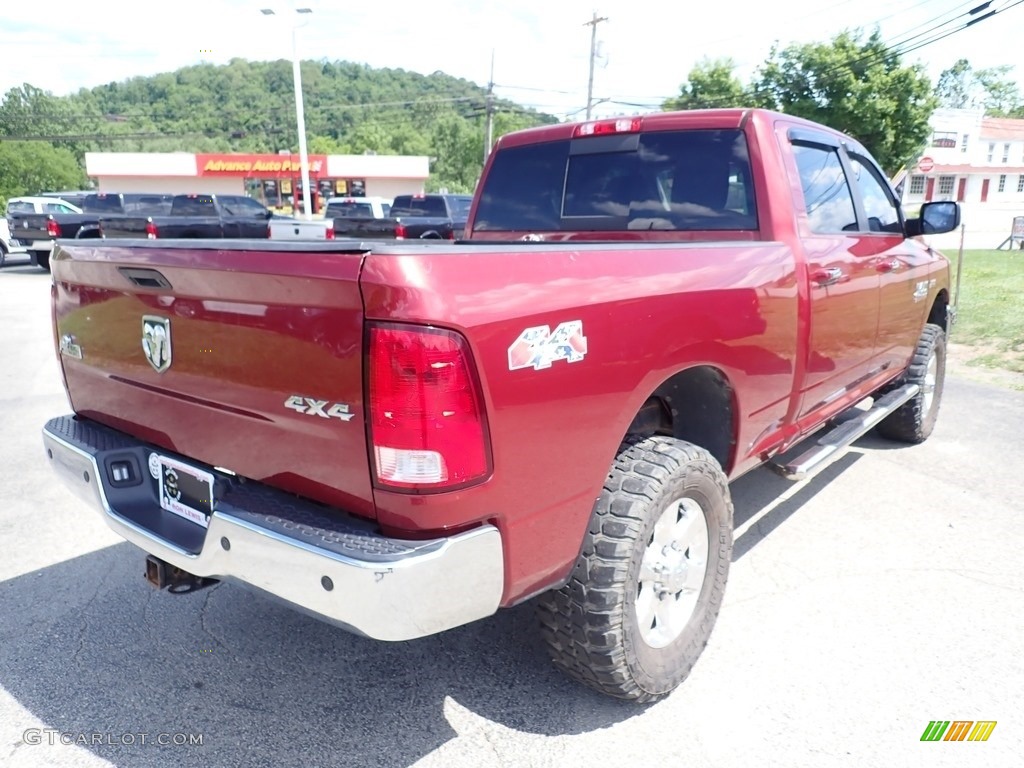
[[154, 454, 215, 529]]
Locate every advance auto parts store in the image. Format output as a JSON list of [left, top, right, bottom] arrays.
[[84, 152, 430, 213]]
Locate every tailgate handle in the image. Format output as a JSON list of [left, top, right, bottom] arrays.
[[118, 267, 173, 289]]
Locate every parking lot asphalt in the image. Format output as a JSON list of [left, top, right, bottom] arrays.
[[1, 259, 1021, 768]]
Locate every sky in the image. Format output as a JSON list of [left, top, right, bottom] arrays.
[[0, 0, 1021, 121]]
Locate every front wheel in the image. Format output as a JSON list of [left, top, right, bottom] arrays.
[[536, 436, 733, 702], [876, 323, 946, 444]]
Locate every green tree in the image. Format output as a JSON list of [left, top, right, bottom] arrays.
[[1, 59, 558, 191], [752, 29, 937, 173], [936, 59, 974, 109], [427, 115, 481, 193], [936, 59, 1023, 115], [663, 58, 751, 110], [0, 140, 86, 208], [974, 65, 1023, 116]]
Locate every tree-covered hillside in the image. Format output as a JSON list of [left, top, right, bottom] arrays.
[[0, 58, 558, 201]]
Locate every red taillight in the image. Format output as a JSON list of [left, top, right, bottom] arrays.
[[394, 222, 407, 240], [325, 223, 335, 240], [145, 219, 158, 239], [573, 117, 643, 138], [446, 229, 455, 240], [46, 218, 61, 238], [368, 323, 490, 491]]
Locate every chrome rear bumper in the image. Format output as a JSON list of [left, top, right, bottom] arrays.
[[42, 415, 504, 641]]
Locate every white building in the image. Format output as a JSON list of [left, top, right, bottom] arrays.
[[899, 108, 1024, 249]]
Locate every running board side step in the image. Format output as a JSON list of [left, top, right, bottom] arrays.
[[770, 383, 920, 481]]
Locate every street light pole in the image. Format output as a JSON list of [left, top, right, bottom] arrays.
[[262, 6, 313, 220], [291, 18, 312, 220]]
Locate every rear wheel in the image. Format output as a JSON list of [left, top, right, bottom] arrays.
[[876, 323, 946, 444], [31, 251, 50, 272], [536, 436, 733, 702]]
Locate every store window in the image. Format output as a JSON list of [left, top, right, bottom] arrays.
[[937, 176, 955, 197], [331, 178, 367, 197], [998, 174, 1006, 192], [908, 175, 926, 195], [1018, 175, 1024, 193]]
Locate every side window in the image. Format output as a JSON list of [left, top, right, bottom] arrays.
[[233, 197, 269, 217], [792, 143, 857, 234], [848, 156, 901, 233]]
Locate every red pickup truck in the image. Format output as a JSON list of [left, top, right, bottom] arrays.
[[41, 108, 960, 702]]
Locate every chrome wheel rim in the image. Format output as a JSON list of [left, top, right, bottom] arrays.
[[635, 496, 710, 649], [923, 351, 938, 414]]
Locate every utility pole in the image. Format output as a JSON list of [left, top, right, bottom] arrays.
[[484, 50, 495, 165], [584, 11, 608, 120]]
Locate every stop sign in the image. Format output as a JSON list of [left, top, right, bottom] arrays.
[[918, 156, 934, 173]]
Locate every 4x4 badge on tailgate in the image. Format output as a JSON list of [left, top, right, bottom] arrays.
[[142, 315, 172, 373], [284, 395, 354, 422]]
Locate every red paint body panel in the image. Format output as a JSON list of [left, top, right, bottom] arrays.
[[49, 109, 953, 609], [360, 241, 799, 601]]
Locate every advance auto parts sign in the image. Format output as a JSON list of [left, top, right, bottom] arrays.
[[195, 153, 327, 177]]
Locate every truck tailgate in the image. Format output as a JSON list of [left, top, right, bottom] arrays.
[[51, 240, 376, 519], [9, 213, 52, 242]]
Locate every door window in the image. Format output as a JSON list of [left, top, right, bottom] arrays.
[[792, 143, 857, 233], [847, 156, 901, 233]]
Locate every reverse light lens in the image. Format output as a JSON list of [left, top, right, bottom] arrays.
[[368, 323, 490, 491]]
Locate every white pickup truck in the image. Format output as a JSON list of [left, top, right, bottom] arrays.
[[267, 196, 393, 241]]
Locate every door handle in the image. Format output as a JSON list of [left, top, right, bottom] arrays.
[[877, 258, 901, 273], [812, 267, 845, 287]]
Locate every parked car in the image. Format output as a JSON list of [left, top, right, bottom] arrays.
[[324, 196, 392, 220], [99, 194, 273, 239], [7, 193, 173, 271], [41, 108, 960, 702], [0, 215, 25, 267], [331, 193, 472, 239], [39, 190, 96, 209], [5, 196, 83, 215]]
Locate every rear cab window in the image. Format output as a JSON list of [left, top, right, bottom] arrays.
[[473, 129, 758, 234], [170, 196, 218, 216], [82, 195, 126, 214], [390, 196, 447, 217], [326, 201, 375, 218]]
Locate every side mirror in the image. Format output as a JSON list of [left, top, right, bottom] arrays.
[[907, 201, 960, 237]]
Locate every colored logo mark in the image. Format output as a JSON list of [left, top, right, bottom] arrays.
[[920, 721, 997, 742]]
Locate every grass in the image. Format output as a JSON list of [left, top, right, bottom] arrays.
[[947, 249, 1024, 374]]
